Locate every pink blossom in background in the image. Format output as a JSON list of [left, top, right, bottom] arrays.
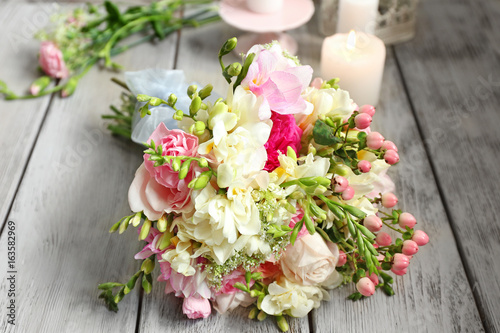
[[182, 296, 211, 319], [264, 112, 302, 171], [219, 269, 251, 294], [241, 49, 313, 119], [39, 41, 69, 79], [128, 123, 199, 220]]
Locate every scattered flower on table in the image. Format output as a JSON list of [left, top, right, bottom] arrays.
[[98, 38, 429, 332]]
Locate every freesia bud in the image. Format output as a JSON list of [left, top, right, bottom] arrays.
[[198, 84, 213, 99], [219, 37, 237, 57], [189, 96, 202, 116], [194, 121, 206, 136], [187, 85, 197, 98], [167, 93, 177, 106], [227, 62, 242, 76]]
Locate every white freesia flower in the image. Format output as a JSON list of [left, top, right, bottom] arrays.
[[273, 153, 330, 185], [179, 183, 263, 264], [261, 277, 328, 317], [161, 234, 196, 276]]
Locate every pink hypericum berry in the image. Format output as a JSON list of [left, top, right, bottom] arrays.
[[384, 149, 400, 165], [333, 175, 349, 193], [364, 215, 383, 233], [356, 277, 375, 297], [391, 267, 407, 276], [360, 104, 376, 117], [337, 251, 347, 267], [412, 230, 429, 246], [381, 192, 398, 208], [402, 240, 419, 255], [392, 253, 410, 271], [376, 231, 392, 246], [354, 113, 372, 129], [366, 132, 385, 149], [381, 140, 398, 152], [358, 160, 372, 173], [366, 272, 379, 285], [399, 212, 417, 229], [342, 186, 355, 200]]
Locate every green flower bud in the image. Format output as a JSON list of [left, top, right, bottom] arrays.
[[187, 84, 197, 98], [30, 76, 51, 95], [194, 121, 206, 136], [325, 116, 335, 127], [227, 62, 242, 76], [157, 214, 168, 232], [277, 316, 289, 332], [200, 102, 208, 110], [149, 97, 162, 106], [198, 158, 208, 168], [198, 84, 213, 100], [343, 205, 366, 219], [98, 282, 123, 290], [219, 37, 237, 57], [136, 94, 151, 102], [142, 274, 152, 294], [119, 216, 130, 234], [109, 220, 121, 233], [286, 146, 297, 161], [178, 160, 191, 179], [139, 219, 151, 240], [308, 144, 317, 155], [192, 171, 212, 190], [190, 96, 202, 116], [315, 176, 331, 187], [289, 191, 305, 200], [333, 164, 351, 177], [141, 258, 155, 274], [257, 310, 267, 321], [171, 158, 181, 172], [61, 77, 78, 98], [131, 211, 142, 227], [173, 110, 184, 121], [250, 290, 260, 298], [167, 93, 177, 106], [158, 231, 172, 250], [248, 307, 259, 320]]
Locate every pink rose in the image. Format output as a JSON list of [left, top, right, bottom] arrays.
[[219, 269, 250, 294], [280, 233, 339, 285], [264, 112, 302, 171], [39, 41, 69, 79], [242, 48, 313, 119], [182, 296, 211, 319], [128, 123, 199, 220]]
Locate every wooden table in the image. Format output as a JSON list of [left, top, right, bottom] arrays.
[[0, 0, 498, 332]]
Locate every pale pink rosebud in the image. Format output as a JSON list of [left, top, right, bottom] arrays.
[[342, 186, 355, 200], [356, 277, 375, 297], [402, 240, 419, 255], [366, 272, 379, 285], [381, 192, 398, 208], [333, 175, 349, 193], [384, 149, 400, 165], [376, 231, 392, 246], [412, 230, 429, 246], [358, 160, 372, 173], [364, 215, 383, 233], [182, 296, 211, 319], [391, 267, 407, 276], [392, 253, 410, 271], [360, 104, 376, 117], [381, 140, 398, 152], [336, 250, 347, 267], [399, 212, 417, 229], [366, 132, 385, 149], [354, 113, 372, 129], [310, 77, 323, 89], [39, 41, 69, 79]]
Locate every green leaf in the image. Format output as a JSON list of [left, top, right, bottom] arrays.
[[313, 120, 342, 146], [152, 20, 165, 40], [357, 131, 367, 150], [104, 1, 125, 25]]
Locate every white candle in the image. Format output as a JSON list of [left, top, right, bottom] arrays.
[[336, 0, 379, 34], [321, 31, 386, 106], [246, 0, 284, 14]]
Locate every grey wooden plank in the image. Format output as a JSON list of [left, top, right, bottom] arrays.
[[393, 0, 500, 331], [0, 2, 57, 230], [288, 19, 484, 332], [137, 21, 311, 333], [0, 4, 178, 331]]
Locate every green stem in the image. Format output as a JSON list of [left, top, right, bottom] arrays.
[[381, 220, 404, 234]]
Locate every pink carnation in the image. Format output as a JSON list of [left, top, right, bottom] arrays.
[[128, 123, 199, 220], [182, 296, 211, 319], [219, 269, 251, 294], [39, 41, 69, 79], [264, 112, 302, 171]]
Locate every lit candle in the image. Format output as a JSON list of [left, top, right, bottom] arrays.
[[246, 0, 284, 14], [321, 30, 386, 106], [336, 0, 379, 34]]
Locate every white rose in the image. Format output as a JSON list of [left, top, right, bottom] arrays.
[[280, 233, 338, 285]]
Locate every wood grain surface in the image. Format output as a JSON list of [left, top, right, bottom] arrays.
[[0, 0, 498, 332]]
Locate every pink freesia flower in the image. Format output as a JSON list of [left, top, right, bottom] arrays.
[[159, 260, 212, 299], [128, 123, 199, 220], [39, 41, 69, 79], [182, 296, 211, 319], [241, 49, 313, 120], [134, 227, 170, 260], [264, 112, 302, 171]]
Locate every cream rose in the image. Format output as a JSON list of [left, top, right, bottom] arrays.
[[280, 233, 339, 285]]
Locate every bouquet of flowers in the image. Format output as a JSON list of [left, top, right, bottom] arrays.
[[99, 38, 429, 331], [0, 0, 218, 100]]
